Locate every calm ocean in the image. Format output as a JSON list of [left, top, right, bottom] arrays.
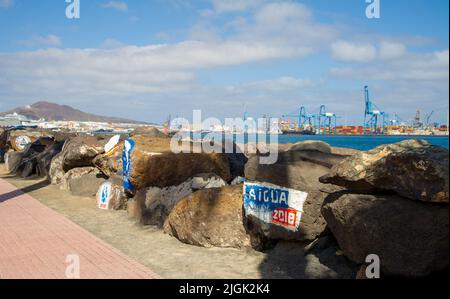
[[277, 135, 449, 151], [187, 132, 449, 151]]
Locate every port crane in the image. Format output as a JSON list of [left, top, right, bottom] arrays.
[[425, 111, 434, 126], [282, 106, 317, 131], [318, 105, 337, 135], [363, 85, 386, 135], [282, 107, 305, 130], [387, 113, 405, 126]]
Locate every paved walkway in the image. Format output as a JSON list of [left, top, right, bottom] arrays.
[[0, 179, 159, 279]]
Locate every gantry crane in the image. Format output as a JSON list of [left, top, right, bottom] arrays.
[[363, 85, 386, 135], [318, 105, 337, 135]]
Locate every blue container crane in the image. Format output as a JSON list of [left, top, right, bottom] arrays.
[[363, 86, 386, 135], [283, 106, 317, 131], [318, 105, 337, 135]]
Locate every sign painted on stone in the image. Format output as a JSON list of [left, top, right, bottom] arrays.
[[122, 139, 135, 193], [97, 182, 112, 210], [243, 181, 308, 231], [15, 136, 32, 151]]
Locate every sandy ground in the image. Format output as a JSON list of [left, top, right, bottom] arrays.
[[0, 164, 354, 279]]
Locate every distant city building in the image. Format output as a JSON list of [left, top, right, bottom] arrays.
[[0, 112, 30, 127]]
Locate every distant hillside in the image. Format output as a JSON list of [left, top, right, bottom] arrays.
[[1, 101, 148, 124]]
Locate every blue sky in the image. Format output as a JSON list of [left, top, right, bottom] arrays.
[[0, 0, 448, 125]]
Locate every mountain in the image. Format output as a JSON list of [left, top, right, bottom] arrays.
[[1, 101, 148, 124]]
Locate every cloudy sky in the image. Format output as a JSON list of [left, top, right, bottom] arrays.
[[0, 0, 448, 125]]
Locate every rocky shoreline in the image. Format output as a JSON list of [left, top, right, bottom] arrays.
[[1, 126, 448, 278]]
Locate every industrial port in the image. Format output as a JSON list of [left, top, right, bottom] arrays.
[[1, 86, 448, 137], [278, 86, 449, 136]]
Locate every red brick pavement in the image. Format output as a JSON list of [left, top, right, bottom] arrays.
[[0, 179, 160, 279]]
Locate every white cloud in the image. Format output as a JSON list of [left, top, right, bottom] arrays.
[[203, 0, 267, 15], [379, 41, 406, 60], [331, 40, 408, 62], [330, 49, 449, 81], [0, 0, 13, 8], [331, 41, 377, 62], [1, 1, 447, 125], [102, 1, 128, 12], [226, 77, 315, 94], [230, 2, 338, 53], [0, 40, 312, 102], [254, 2, 312, 25], [18, 34, 62, 47], [0, 1, 336, 121]]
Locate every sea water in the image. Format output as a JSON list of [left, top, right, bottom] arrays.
[[277, 135, 449, 151], [197, 132, 449, 151]]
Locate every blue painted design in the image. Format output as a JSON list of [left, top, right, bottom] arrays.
[[122, 139, 135, 193], [243, 183, 290, 210], [101, 185, 108, 204]]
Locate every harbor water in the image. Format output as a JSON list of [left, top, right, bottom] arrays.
[[277, 135, 449, 151], [195, 132, 449, 151]]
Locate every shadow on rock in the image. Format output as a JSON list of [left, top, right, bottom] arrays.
[[258, 236, 357, 279]]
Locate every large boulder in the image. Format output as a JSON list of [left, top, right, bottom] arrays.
[[4, 150, 23, 173], [49, 153, 65, 185], [61, 167, 107, 197], [13, 138, 64, 178], [61, 136, 106, 172], [244, 150, 345, 241], [92, 142, 123, 177], [164, 185, 260, 249], [331, 147, 361, 156], [52, 131, 78, 143], [122, 136, 231, 193], [8, 129, 53, 152], [320, 139, 449, 203], [321, 193, 449, 277], [130, 127, 168, 138], [287, 140, 332, 153], [96, 180, 128, 210], [128, 173, 227, 226], [35, 141, 64, 177]]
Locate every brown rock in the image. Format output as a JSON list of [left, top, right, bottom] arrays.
[[5, 150, 23, 173], [123, 136, 231, 193], [61, 167, 107, 197], [61, 136, 106, 172], [92, 142, 123, 177], [128, 174, 227, 226], [320, 139, 449, 203], [331, 147, 361, 156], [163, 185, 259, 249], [130, 126, 168, 138], [49, 153, 65, 185], [287, 140, 332, 153], [8, 129, 53, 152], [96, 181, 128, 210]]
